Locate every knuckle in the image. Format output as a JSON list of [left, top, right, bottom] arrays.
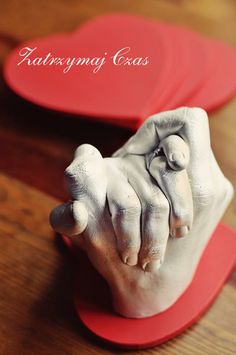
[[65, 164, 77, 181], [115, 204, 141, 220], [112, 194, 141, 220], [65, 160, 94, 180], [74, 144, 102, 159], [64, 166, 80, 196], [145, 194, 169, 216], [64, 160, 94, 197], [76, 160, 94, 177]]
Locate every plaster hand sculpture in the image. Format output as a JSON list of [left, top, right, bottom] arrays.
[[50, 107, 234, 318]]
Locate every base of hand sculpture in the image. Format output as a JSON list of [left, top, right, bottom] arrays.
[[50, 108, 234, 318]]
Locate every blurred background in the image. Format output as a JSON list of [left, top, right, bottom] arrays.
[[0, 1, 235, 354]]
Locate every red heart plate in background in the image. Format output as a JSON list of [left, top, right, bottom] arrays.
[[4, 14, 236, 130]]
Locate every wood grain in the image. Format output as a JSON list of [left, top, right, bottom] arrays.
[[0, 0, 236, 354], [0, 175, 236, 355], [0, 173, 235, 355]]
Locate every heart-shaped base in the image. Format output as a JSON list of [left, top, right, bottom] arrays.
[[62, 223, 236, 349]]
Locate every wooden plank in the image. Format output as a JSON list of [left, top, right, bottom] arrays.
[[0, 173, 235, 354]]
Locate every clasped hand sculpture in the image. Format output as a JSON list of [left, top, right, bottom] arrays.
[[50, 107, 233, 318]]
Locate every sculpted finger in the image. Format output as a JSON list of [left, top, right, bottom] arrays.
[[158, 135, 190, 171], [49, 201, 88, 236], [113, 108, 210, 176], [124, 157, 170, 272], [51, 144, 108, 253], [65, 144, 106, 204], [140, 190, 169, 272], [106, 167, 141, 266], [149, 156, 193, 238]]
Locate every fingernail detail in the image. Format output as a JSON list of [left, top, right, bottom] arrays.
[[123, 255, 137, 266], [143, 260, 161, 272], [170, 152, 185, 168]]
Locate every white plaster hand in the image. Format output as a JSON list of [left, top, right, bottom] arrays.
[[50, 137, 192, 272], [50, 107, 233, 318]]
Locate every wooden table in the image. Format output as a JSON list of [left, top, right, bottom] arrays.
[[0, 1, 236, 354]]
